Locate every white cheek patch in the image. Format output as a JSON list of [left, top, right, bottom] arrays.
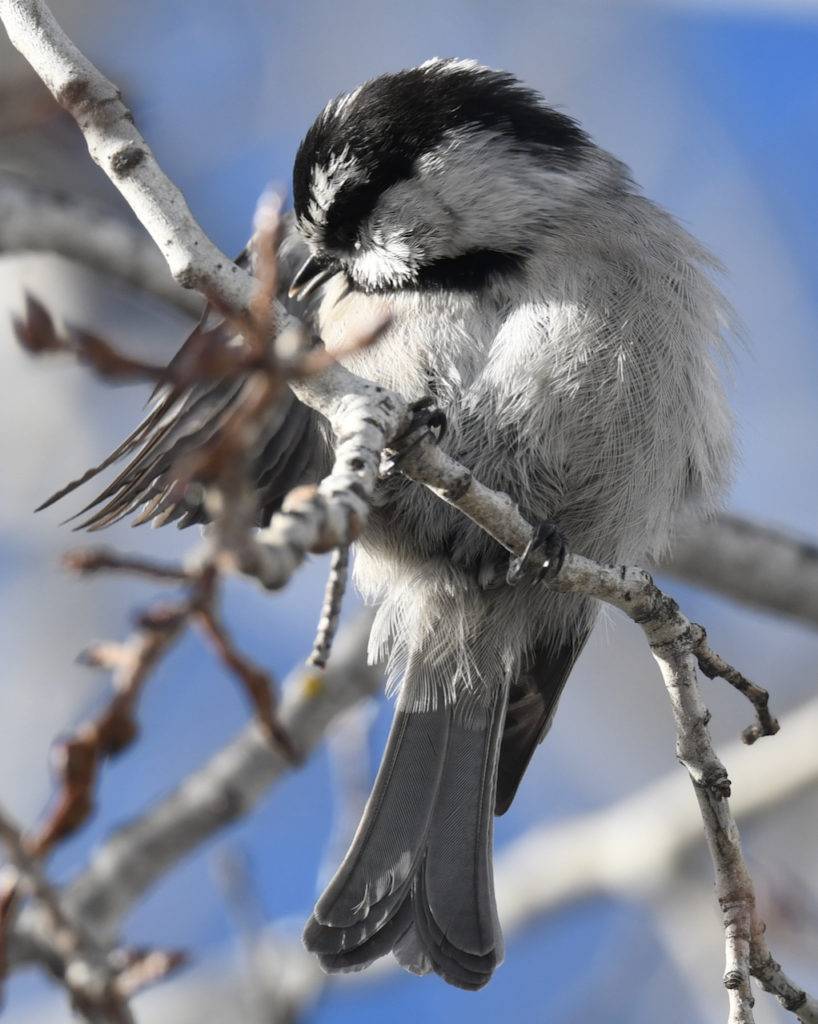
[[352, 236, 416, 289]]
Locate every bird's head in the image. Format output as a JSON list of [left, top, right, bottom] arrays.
[[290, 59, 596, 299]]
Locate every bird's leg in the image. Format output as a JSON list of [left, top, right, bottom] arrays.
[[401, 396, 448, 443], [506, 519, 568, 585], [380, 397, 447, 477]]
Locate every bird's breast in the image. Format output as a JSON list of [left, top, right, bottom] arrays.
[[316, 275, 501, 404]]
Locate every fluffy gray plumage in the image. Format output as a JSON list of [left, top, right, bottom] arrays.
[[48, 59, 734, 990]]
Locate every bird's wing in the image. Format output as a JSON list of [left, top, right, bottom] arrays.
[[494, 627, 590, 815], [39, 215, 332, 531]]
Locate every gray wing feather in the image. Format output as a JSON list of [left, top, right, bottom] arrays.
[[38, 215, 332, 530], [495, 629, 589, 815]]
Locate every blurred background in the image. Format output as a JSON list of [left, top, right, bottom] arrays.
[[1, 1, 817, 1021]]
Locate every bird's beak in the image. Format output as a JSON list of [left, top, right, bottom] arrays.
[[288, 255, 339, 301]]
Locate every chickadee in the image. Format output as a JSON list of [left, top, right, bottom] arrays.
[[46, 59, 733, 989]]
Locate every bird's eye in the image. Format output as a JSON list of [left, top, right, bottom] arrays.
[[353, 240, 362, 251]]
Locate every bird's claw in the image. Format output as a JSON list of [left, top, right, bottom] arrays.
[[506, 519, 568, 585], [380, 397, 447, 477], [404, 396, 448, 443]]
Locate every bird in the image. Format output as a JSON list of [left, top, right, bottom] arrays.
[[41, 58, 734, 989]]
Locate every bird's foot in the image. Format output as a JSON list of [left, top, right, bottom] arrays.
[[380, 397, 447, 477], [506, 519, 568, 585]]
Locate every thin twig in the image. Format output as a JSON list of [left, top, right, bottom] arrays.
[[0, 866, 20, 1006], [110, 947, 188, 1001], [193, 598, 298, 763], [750, 936, 818, 1024], [692, 626, 780, 745], [29, 601, 187, 857], [308, 544, 350, 669], [63, 548, 190, 583]]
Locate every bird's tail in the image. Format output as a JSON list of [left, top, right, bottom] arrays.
[[303, 684, 507, 990]]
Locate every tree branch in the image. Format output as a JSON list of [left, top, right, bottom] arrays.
[[6, 611, 379, 962], [59, 693, 818, 1020], [0, 170, 200, 314], [0, 805, 134, 1023], [661, 514, 818, 629], [0, 0, 253, 314]]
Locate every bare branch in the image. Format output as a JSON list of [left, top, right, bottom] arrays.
[[6, 610, 378, 960], [0, 170, 200, 314], [750, 942, 818, 1024], [110, 948, 187, 1002], [0, 0, 255, 314], [662, 514, 818, 629], [0, 866, 21, 1007], [14, 293, 169, 383], [63, 548, 189, 583], [308, 544, 350, 669], [70, 693, 818, 1017], [694, 630, 779, 745], [29, 597, 188, 857], [193, 593, 297, 761], [0, 805, 134, 1023]]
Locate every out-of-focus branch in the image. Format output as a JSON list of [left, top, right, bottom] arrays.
[[28, 598, 188, 858], [0, 0, 254, 315], [661, 514, 818, 629], [494, 695, 818, 935], [0, 805, 134, 1024], [0, 171, 200, 314], [213, 849, 326, 1024], [72, 694, 818, 1021], [6, 610, 378, 963], [29, 542, 303, 860]]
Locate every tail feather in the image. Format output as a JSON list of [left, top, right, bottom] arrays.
[[303, 881, 411, 956], [303, 686, 508, 990], [310, 899, 415, 974], [311, 703, 450, 932], [411, 690, 505, 989], [393, 922, 433, 977], [413, 876, 495, 989]]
